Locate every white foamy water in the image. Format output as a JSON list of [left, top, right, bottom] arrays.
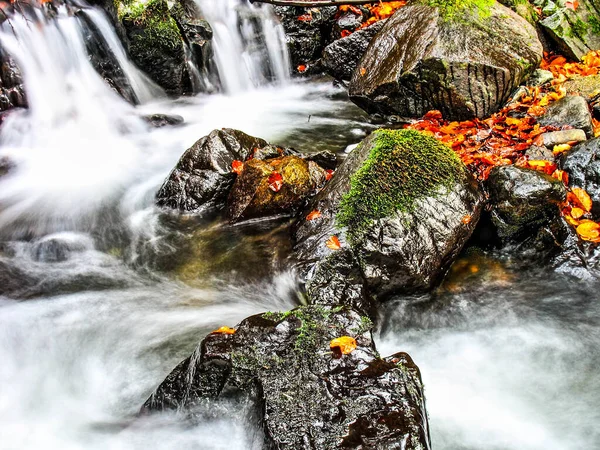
[[194, 0, 290, 93]]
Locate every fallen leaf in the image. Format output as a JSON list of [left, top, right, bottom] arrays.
[[268, 172, 284, 192], [330, 336, 357, 355], [576, 220, 600, 241], [297, 64, 307, 73], [212, 326, 235, 335], [571, 187, 593, 212], [571, 207, 585, 219], [326, 235, 341, 250], [325, 169, 334, 180], [553, 143, 571, 154], [306, 210, 322, 221], [359, 67, 367, 76], [232, 160, 244, 175], [461, 214, 472, 224]]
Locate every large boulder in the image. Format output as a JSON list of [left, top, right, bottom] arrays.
[[322, 19, 388, 82], [156, 129, 269, 213], [293, 129, 484, 308], [348, 2, 543, 120], [143, 305, 431, 450], [561, 138, 600, 218], [226, 156, 327, 222], [486, 165, 567, 241], [539, 0, 600, 61]]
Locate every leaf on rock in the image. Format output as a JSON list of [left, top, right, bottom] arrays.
[[571, 187, 593, 212], [325, 169, 335, 180], [326, 235, 341, 250], [268, 172, 284, 192], [212, 326, 236, 335], [232, 160, 244, 175], [576, 221, 600, 242], [306, 210, 322, 221], [330, 336, 357, 355]]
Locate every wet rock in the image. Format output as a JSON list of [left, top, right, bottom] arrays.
[[0, 50, 26, 112], [540, 0, 600, 61], [156, 129, 269, 213], [293, 129, 484, 306], [118, 0, 188, 95], [0, 156, 13, 177], [226, 156, 326, 222], [273, 6, 338, 69], [348, 3, 542, 120], [541, 128, 587, 147], [486, 165, 566, 242], [525, 69, 554, 86], [563, 75, 600, 118], [539, 95, 594, 138], [560, 137, 600, 218], [525, 145, 555, 161], [142, 113, 184, 128], [143, 305, 431, 450], [322, 20, 387, 82]]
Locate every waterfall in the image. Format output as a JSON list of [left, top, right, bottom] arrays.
[[194, 0, 291, 94]]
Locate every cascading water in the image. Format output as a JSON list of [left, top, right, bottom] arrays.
[[193, 0, 290, 93], [0, 1, 370, 449]]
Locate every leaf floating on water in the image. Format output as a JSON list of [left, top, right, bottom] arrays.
[[306, 210, 322, 221], [330, 336, 357, 355], [571, 187, 593, 212], [212, 326, 236, 335], [268, 172, 284, 192], [232, 160, 244, 175], [326, 235, 341, 250]]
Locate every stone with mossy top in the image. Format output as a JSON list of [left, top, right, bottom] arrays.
[[349, 1, 543, 120], [142, 304, 431, 449], [117, 0, 187, 94], [293, 129, 484, 307]]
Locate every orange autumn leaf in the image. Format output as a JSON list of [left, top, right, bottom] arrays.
[[359, 67, 367, 76], [505, 117, 522, 126], [297, 64, 307, 73], [232, 160, 244, 175], [330, 336, 357, 355], [576, 221, 600, 242], [565, 0, 579, 10], [306, 210, 322, 221], [461, 214, 472, 224], [212, 326, 235, 335], [571, 187, 592, 212], [326, 235, 341, 250], [268, 172, 284, 192], [325, 169, 335, 180], [564, 213, 580, 227]]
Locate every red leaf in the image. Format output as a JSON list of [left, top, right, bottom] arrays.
[[268, 172, 284, 192], [306, 210, 322, 221], [325, 169, 334, 181], [232, 160, 244, 175]]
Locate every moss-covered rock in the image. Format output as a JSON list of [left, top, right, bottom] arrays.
[[143, 305, 431, 449], [118, 0, 187, 94], [293, 129, 484, 306]]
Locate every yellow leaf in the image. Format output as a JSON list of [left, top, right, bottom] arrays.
[[572, 187, 593, 212], [576, 221, 600, 241], [212, 326, 236, 335], [330, 336, 357, 355], [571, 207, 585, 219], [553, 143, 571, 154]]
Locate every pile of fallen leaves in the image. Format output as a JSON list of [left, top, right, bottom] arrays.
[[338, 1, 406, 37], [405, 51, 600, 243]]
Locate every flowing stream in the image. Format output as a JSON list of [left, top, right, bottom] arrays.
[[0, 2, 599, 450]]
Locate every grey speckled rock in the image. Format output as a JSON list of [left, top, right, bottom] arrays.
[[348, 3, 542, 120], [143, 305, 431, 450], [539, 95, 594, 138], [486, 165, 566, 241]]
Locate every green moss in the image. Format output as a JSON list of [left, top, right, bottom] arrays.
[[589, 14, 600, 34], [336, 129, 465, 243], [418, 0, 495, 20], [119, 0, 182, 53]]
